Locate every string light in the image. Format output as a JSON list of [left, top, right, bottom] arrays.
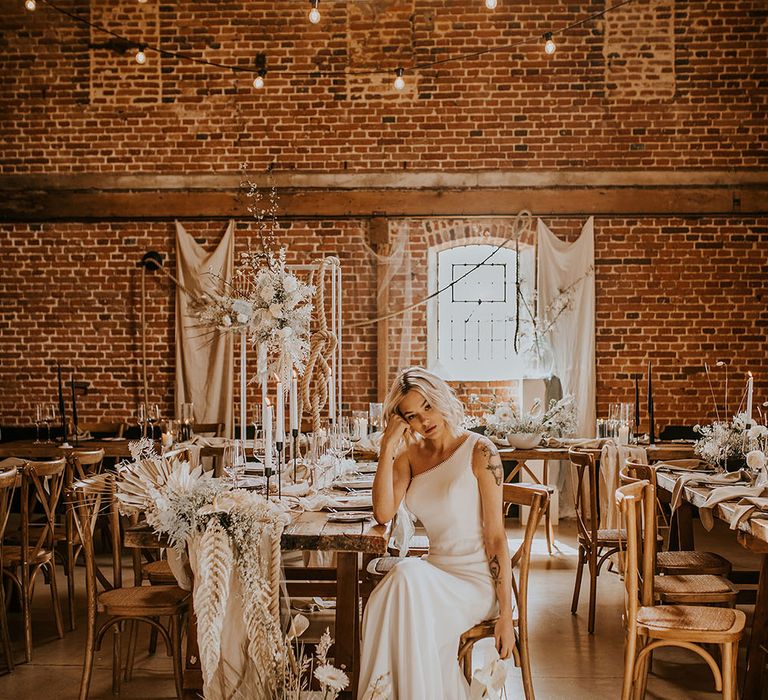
[[138, 0, 149, 4], [308, 0, 321, 24], [253, 73, 265, 89], [24, 0, 36, 10], [394, 67, 405, 91], [135, 46, 147, 64], [485, 0, 498, 9], [543, 32, 556, 55], [253, 54, 267, 89]]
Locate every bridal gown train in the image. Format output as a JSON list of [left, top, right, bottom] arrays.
[[358, 431, 499, 700]]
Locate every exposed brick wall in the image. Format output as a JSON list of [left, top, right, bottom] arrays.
[[0, 2, 766, 433], [1, 1, 765, 172]]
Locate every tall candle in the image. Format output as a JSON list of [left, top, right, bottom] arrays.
[[290, 370, 298, 432], [634, 373, 640, 436], [746, 372, 754, 425], [275, 375, 285, 445], [647, 361, 655, 444], [328, 376, 335, 423], [263, 400, 273, 471], [71, 372, 79, 439], [57, 362, 67, 441]]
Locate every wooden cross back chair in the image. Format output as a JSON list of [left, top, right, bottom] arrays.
[[615, 480, 745, 700], [620, 463, 736, 607], [624, 460, 732, 576], [2, 458, 66, 662], [78, 422, 125, 439], [0, 467, 18, 671], [71, 473, 190, 699], [567, 447, 626, 634], [457, 483, 550, 700]]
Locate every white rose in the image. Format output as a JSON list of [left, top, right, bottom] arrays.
[[748, 425, 768, 439], [746, 450, 766, 471], [277, 326, 293, 338], [231, 299, 253, 319], [260, 284, 274, 302], [269, 303, 283, 318], [283, 275, 298, 293], [221, 315, 232, 327], [495, 405, 513, 422], [236, 313, 250, 324]]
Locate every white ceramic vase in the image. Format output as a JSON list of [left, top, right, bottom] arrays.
[[505, 432, 544, 449]]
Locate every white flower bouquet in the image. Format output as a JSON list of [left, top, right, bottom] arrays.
[[694, 413, 768, 471], [476, 394, 577, 442]]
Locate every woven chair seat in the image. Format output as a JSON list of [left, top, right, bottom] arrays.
[[2, 545, 54, 565], [98, 585, 190, 617], [656, 550, 732, 576], [143, 559, 178, 585], [654, 574, 737, 604], [637, 604, 745, 641]]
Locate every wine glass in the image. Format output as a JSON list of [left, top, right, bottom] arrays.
[[224, 440, 247, 487], [137, 403, 147, 439], [351, 410, 367, 461], [33, 403, 43, 444], [147, 404, 160, 440], [369, 403, 383, 434], [44, 403, 56, 443]]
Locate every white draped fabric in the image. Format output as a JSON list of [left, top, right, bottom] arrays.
[[175, 220, 235, 436], [537, 217, 596, 519]]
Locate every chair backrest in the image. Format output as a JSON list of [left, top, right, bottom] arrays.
[[0, 468, 18, 553], [79, 422, 125, 439], [502, 483, 550, 629], [193, 422, 224, 437], [21, 458, 67, 563], [615, 480, 656, 632], [70, 449, 106, 481], [71, 474, 123, 608], [568, 448, 600, 545]]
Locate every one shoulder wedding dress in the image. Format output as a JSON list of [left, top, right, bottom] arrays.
[[358, 431, 498, 699]]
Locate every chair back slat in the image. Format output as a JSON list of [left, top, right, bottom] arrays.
[[0, 468, 18, 547], [21, 458, 66, 563], [70, 449, 106, 481], [568, 449, 600, 546]]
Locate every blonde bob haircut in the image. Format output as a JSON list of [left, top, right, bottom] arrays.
[[383, 367, 465, 438]]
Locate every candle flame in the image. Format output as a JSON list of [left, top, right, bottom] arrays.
[[748, 371, 753, 378], [273, 373, 281, 383], [293, 369, 298, 378], [266, 398, 271, 406]]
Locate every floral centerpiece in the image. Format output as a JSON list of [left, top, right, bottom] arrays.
[[471, 394, 577, 448], [194, 247, 315, 385], [695, 413, 768, 474]]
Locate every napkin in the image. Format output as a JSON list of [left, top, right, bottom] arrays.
[[655, 459, 704, 472], [699, 486, 766, 531], [670, 470, 749, 512], [191, 435, 231, 448], [357, 431, 382, 455], [543, 437, 606, 449], [728, 496, 768, 530], [298, 491, 372, 512]]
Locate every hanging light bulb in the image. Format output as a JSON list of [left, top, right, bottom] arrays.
[[24, 0, 36, 10], [485, 0, 498, 9], [394, 67, 405, 91], [308, 0, 321, 24], [135, 47, 147, 64], [253, 68, 266, 89], [137, 0, 149, 4], [543, 32, 556, 55]]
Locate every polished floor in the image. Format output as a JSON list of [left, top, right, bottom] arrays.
[[0, 518, 763, 699]]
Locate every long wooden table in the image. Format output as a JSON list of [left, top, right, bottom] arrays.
[[125, 507, 388, 698], [656, 469, 767, 699]]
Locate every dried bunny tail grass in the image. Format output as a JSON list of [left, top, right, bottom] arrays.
[[195, 517, 234, 685]]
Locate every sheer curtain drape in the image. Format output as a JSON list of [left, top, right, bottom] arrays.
[[175, 220, 235, 436], [537, 217, 596, 518]]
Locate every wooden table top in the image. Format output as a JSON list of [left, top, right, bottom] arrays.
[[656, 469, 768, 550], [0, 438, 226, 460], [497, 446, 571, 461], [125, 507, 389, 555]]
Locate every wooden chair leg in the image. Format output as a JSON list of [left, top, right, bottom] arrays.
[[79, 615, 97, 700], [48, 563, 65, 639], [544, 501, 554, 555], [721, 642, 736, 700], [587, 551, 598, 635], [66, 538, 77, 631], [571, 545, 585, 614], [0, 581, 13, 671], [518, 631, 534, 700], [621, 631, 638, 700], [170, 616, 185, 700], [460, 642, 473, 683], [112, 622, 123, 695], [148, 621, 159, 656], [124, 620, 138, 681], [21, 565, 32, 663]]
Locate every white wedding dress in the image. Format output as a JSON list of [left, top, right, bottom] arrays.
[[358, 431, 498, 699]]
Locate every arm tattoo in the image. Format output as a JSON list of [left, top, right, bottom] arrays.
[[478, 440, 503, 486], [488, 554, 501, 587]]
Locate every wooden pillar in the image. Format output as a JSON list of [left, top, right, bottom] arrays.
[[369, 217, 391, 402]]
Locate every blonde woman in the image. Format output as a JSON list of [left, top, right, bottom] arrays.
[[358, 367, 513, 700]]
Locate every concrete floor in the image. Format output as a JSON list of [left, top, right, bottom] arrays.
[[0, 519, 764, 699]]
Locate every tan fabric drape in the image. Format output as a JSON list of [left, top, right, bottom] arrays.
[[175, 220, 234, 436]]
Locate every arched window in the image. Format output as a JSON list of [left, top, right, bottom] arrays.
[[427, 242, 533, 381]]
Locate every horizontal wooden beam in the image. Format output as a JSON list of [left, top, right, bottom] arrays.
[[0, 171, 765, 221]]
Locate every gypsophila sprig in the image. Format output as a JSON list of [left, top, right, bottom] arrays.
[[479, 394, 576, 438]]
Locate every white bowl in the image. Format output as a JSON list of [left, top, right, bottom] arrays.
[[505, 432, 544, 449]]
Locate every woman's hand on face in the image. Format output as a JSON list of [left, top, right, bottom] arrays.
[[494, 615, 515, 660], [382, 414, 409, 449]]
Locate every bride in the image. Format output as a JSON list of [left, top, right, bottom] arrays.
[[358, 367, 514, 700]]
